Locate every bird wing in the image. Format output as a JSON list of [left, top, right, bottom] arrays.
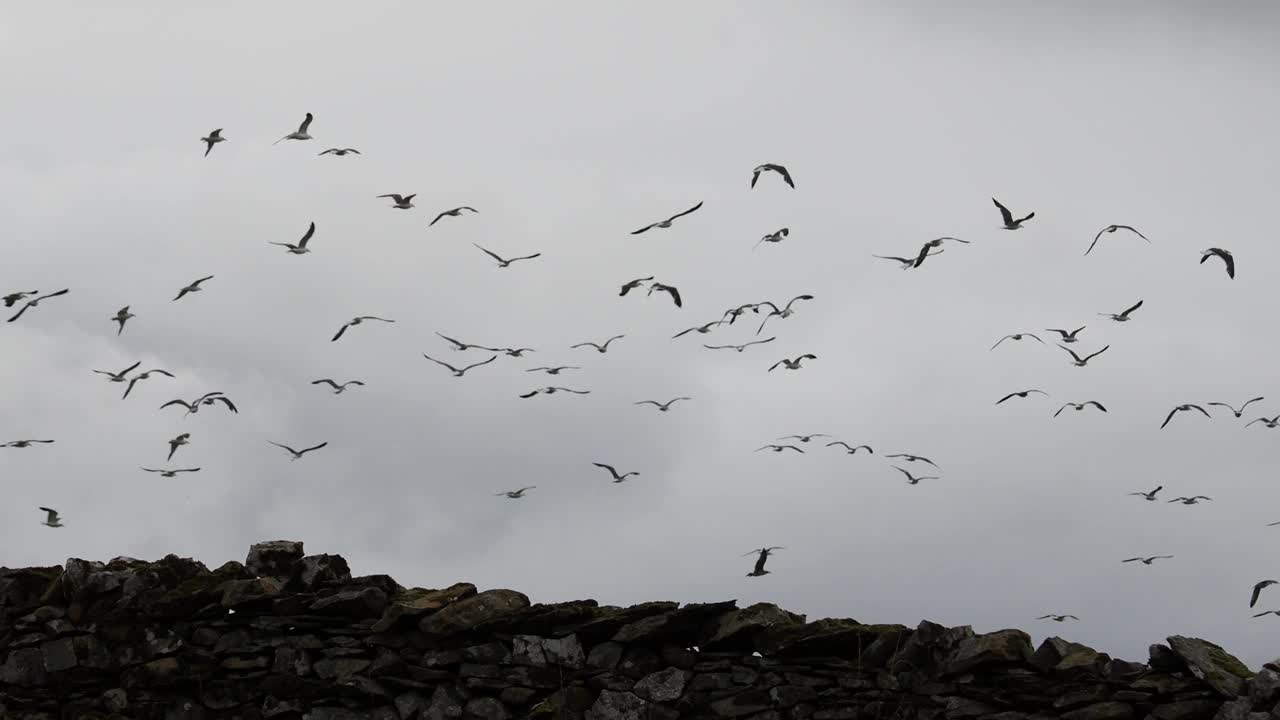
[[995, 392, 1018, 405], [1242, 396, 1265, 411], [331, 323, 350, 342], [297, 112, 313, 133], [1122, 558, 1143, 563], [1222, 251, 1236, 278], [1084, 228, 1108, 256], [911, 242, 935, 268], [1058, 345, 1084, 362], [892, 466, 912, 480], [591, 462, 619, 478], [473, 244, 507, 263], [874, 255, 912, 264], [511, 253, 542, 262], [1053, 404, 1071, 417], [634, 401, 660, 407], [312, 379, 340, 389], [1159, 408, 1179, 429], [1016, 212, 1035, 224], [992, 197, 1014, 225], [672, 327, 698, 338], [121, 361, 142, 375], [1086, 401, 1107, 412], [300, 442, 328, 455], [40, 507, 58, 522], [750, 168, 762, 188], [665, 201, 703, 222], [747, 337, 777, 347], [160, 399, 192, 410], [752, 551, 768, 574], [1189, 404, 1211, 417], [990, 336, 1012, 351], [767, 360, 783, 371], [1121, 299, 1143, 317], [268, 442, 295, 454], [213, 396, 238, 412], [461, 356, 498, 373], [784, 295, 814, 311], [298, 222, 316, 247], [429, 211, 449, 226], [663, 286, 683, 307]]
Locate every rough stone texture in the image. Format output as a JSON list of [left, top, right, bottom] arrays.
[[0, 543, 1274, 719]]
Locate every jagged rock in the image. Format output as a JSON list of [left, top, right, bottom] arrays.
[[611, 600, 738, 643], [634, 667, 690, 702], [0, 566, 62, 614], [1167, 637, 1254, 698], [419, 588, 530, 635], [288, 554, 352, 590], [466, 697, 510, 720], [484, 599, 602, 635], [889, 620, 976, 673], [699, 603, 806, 651], [573, 601, 681, 643], [1214, 700, 1253, 720], [310, 587, 388, 617], [222, 577, 284, 609], [1, 647, 47, 686], [1151, 644, 1190, 673], [588, 689, 648, 720], [246, 541, 305, 577], [424, 684, 465, 720], [945, 629, 1034, 675], [101, 687, 128, 712], [371, 583, 478, 632], [755, 619, 910, 662], [512, 634, 585, 668], [1248, 666, 1280, 708], [1060, 702, 1134, 720], [589, 641, 625, 669]]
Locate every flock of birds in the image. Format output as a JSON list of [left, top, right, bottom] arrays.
[[5, 111, 1276, 626]]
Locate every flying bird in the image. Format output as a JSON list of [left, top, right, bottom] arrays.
[[1059, 344, 1110, 367], [826, 441, 873, 454], [893, 466, 939, 485], [992, 197, 1035, 229], [318, 147, 360, 156], [721, 302, 767, 324], [1037, 614, 1079, 622], [1085, 224, 1150, 255], [311, 379, 365, 394], [745, 546, 784, 576], [496, 486, 536, 499], [592, 462, 639, 483], [754, 228, 789, 250], [630, 202, 703, 234], [778, 434, 830, 443], [172, 276, 213, 302], [167, 433, 190, 462], [619, 277, 654, 297], [1207, 397, 1265, 418], [634, 398, 692, 412], [1123, 556, 1173, 565], [93, 361, 141, 384], [111, 306, 136, 335], [1200, 248, 1235, 279], [435, 333, 488, 352], [3, 290, 39, 307], [673, 321, 724, 339], [123, 369, 174, 399], [750, 164, 794, 189], [757, 295, 815, 334], [1252, 580, 1278, 608], [332, 316, 395, 342], [201, 128, 225, 157], [885, 453, 939, 468], [429, 206, 478, 226], [874, 250, 942, 269], [991, 333, 1044, 351], [273, 112, 314, 144], [704, 337, 776, 352], [7, 289, 70, 322], [769, 354, 817, 372], [377, 193, 416, 209], [518, 386, 590, 399], [269, 222, 316, 254], [141, 467, 201, 477], [912, 237, 970, 268], [160, 391, 236, 417], [1045, 326, 1086, 344], [1246, 415, 1280, 429], [39, 507, 63, 528], [1128, 486, 1164, 501], [525, 366, 580, 375], [1054, 401, 1107, 417], [996, 389, 1050, 405], [571, 335, 625, 353], [1167, 495, 1212, 505], [489, 346, 536, 358], [473, 244, 542, 268], [755, 444, 804, 454], [1160, 404, 1211, 429], [1099, 300, 1144, 322], [648, 283, 683, 308], [2, 439, 55, 448], [268, 441, 329, 461], [422, 353, 498, 377]]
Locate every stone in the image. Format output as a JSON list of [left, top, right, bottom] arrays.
[[372, 583, 478, 632], [512, 634, 585, 668], [245, 540, 304, 577], [770, 684, 818, 707], [1151, 644, 1189, 673], [1, 647, 48, 686], [755, 618, 911, 661], [310, 587, 388, 617], [395, 691, 430, 719], [699, 603, 806, 651], [1059, 702, 1134, 720], [945, 629, 1034, 675], [1168, 636, 1254, 698], [588, 689, 648, 720], [466, 697, 510, 720], [424, 683, 465, 720], [1249, 667, 1280, 708], [710, 688, 773, 717], [634, 667, 690, 702], [102, 687, 128, 712], [289, 554, 352, 590], [221, 577, 284, 608], [41, 636, 77, 672], [419, 588, 530, 635], [589, 641, 625, 669], [1216, 700, 1253, 720], [946, 698, 999, 718], [312, 657, 371, 680], [1153, 700, 1224, 720]]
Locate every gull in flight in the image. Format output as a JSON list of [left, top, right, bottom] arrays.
[[745, 546, 784, 576], [1251, 580, 1278, 608], [1085, 224, 1150, 256], [7, 289, 70, 323], [592, 462, 639, 483], [673, 321, 725, 339], [757, 295, 815, 334], [123, 369, 174, 399], [173, 276, 214, 302], [496, 486, 535, 499], [435, 332, 489, 352], [619, 277, 654, 297], [1167, 495, 1212, 505], [161, 391, 237, 417], [778, 434, 829, 443], [473, 243, 542, 268], [751, 163, 795, 189], [1099, 300, 1143, 322], [991, 333, 1044, 350], [519, 386, 590, 399], [754, 227, 789, 250], [487, 346, 536, 358], [2, 439, 55, 448], [3, 290, 39, 307], [912, 237, 970, 268], [270, 222, 316, 254], [1160, 404, 1211, 429], [311, 379, 365, 394], [1037, 614, 1079, 622], [201, 128, 225, 157], [721, 302, 767, 324], [631, 202, 703, 234], [1207, 397, 1265, 418], [1200, 248, 1235, 279], [634, 397, 692, 412], [705, 337, 776, 352], [826, 441, 873, 454], [571, 335, 625, 353], [526, 366, 580, 375], [377, 193, 416, 209], [273, 112, 314, 144], [992, 197, 1035, 230], [1059, 344, 1110, 367], [93, 360, 141, 384], [141, 467, 201, 478], [996, 389, 1049, 405], [894, 466, 939, 485], [318, 147, 360, 156], [648, 282, 683, 308], [429, 206, 478, 226], [1123, 555, 1173, 565], [39, 507, 63, 528], [1128, 486, 1163, 501], [756, 444, 804, 454], [332, 316, 395, 342], [422, 353, 498, 377], [1045, 326, 1086, 344], [1054, 401, 1107, 418], [874, 250, 943, 269], [1246, 415, 1280, 429], [268, 440, 329, 461], [885, 453, 939, 468], [167, 433, 190, 462], [111, 306, 136, 335], [769, 354, 817, 372]]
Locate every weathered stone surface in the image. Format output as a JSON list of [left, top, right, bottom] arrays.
[[1168, 637, 1254, 698], [945, 629, 1034, 675], [1249, 666, 1280, 708], [245, 541, 304, 577], [418, 588, 530, 635], [309, 587, 388, 617], [588, 689, 647, 720], [512, 634, 585, 668], [1060, 702, 1134, 720], [1153, 700, 1224, 720], [699, 603, 806, 651], [633, 667, 689, 702], [371, 583, 477, 632], [288, 554, 352, 590]]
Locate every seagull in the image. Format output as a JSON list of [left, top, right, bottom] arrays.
[[1122, 555, 1174, 565], [1128, 486, 1164, 501], [1246, 415, 1280, 429], [1059, 344, 1110, 367], [1207, 397, 1265, 418], [269, 221, 316, 254], [7, 289, 70, 322], [2, 439, 54, 448], [435, 332, 485, 351], [885, 453, 939, 468], [768, 354, 817, 372], [268, 440, 329, 461], [496, 486, 536, 499], [571, 335, 625, 353], [473, 244, 542, 268], [893, 466, 939, 485], [122, 369, 174, 399], [757, 295, 815, 334], [93, 361, 141, 384], [631, 202, 703, 234], [996, 389, 1050, 405], [3, 290, 39, 307], [141, 467, 201, 478], [673, 321, 724, 339], [273, 112, 314, 144], [778, 434, 830, 443], [619, 277, 655, 297], [196, 394, 238, 414], [525, 366, 580, 375], [110, 306, 136, 335], [172, 276, 213, 302], [1045, 326, 1086, 344], [592, 462, 639, 483], [992, 198, 1035, 229], [488, 346, 536, 358], [429, 206, 478, 227], [160, 391, 235, 417], [1167, 495, 1212, 505], [648, 283, 683, 308], [1054, 401, 1107, 417], [1252, 580, 1279, 608], [377, 193, 416, 209], [704, 337, 776, 352], [1037, 614, 1079, 622], [634, 398, 692, 412], [1160, 404, 1211, 429], [318, 147, 360, 156], [422, 353, 498, 377], [826, 441, 873, 454], [1085, 225, 1150, 256], [518, 386, 590, 399], [1099, 300, 1143, 322], [991, 333, 1045, 350], [1200, 248, 1235, 279], [201, 128, 226, 157], [744, 546, 784, 577], [874, 250, 942, 269], [721, 302, 767, 324], [754, 228, 789, 250], [332, 316, 395, 342], [39, 507, 63, 528], [912, 237, 970, 268], [751, 164, 795, 189], [311, 379, 365, 394], [755, 444, 804, 454], [167, 433, 190, 462]]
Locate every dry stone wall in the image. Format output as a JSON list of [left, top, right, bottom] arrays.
[[1, 541, 1277, 720]]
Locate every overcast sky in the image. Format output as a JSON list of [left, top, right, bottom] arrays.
[[3, 1, 1280, 667]]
